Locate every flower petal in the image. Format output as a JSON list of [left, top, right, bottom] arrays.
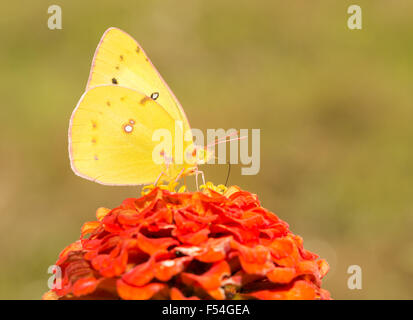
[[181, 260, 231, 291], [116, 279, 166, 300], [154, 256, 192, 282], [72, 277, 100, 297], [246, 280, 317, 300], [170, 287, 200, 300]]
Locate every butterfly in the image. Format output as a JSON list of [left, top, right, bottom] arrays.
[[69, 27, 213, 186]]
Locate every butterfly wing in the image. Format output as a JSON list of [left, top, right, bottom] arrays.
[[86, 27, 190, 133], [69, 85, 192, 186]]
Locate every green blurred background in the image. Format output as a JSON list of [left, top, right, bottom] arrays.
[[1, 0, 412, 299]]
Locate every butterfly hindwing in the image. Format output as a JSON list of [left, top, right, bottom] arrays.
[[69, 85, 190, 185]]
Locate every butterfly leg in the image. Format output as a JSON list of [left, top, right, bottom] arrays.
[[175, 168, 185, 182], [194, 168, 206, 190], [154, 161, 172, 186], [154, 171, 165, 186]]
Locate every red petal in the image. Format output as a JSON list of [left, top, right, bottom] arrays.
[[122, 257, 155, 286], [231, 240, 274, 275], [56, 241, 82, 265], [117, 209, 144, 226], [120, 198, 139, 210], [154, 256, 192, 282], [267, 267, 297, 284], [136, 233, 178, 256], [174, 228, 210, 245], [195, 236, 232, 263], [247, 280, 317, 300], [170, 287, 200, 300], [91, 244, 128, 277], [116, 279, 166, 300], [72, 277, 99, 297], [269, 236, 300, 267], [181, 260, 231, 291]]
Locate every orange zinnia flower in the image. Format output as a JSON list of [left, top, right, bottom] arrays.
[[43, 184, 331, 300]]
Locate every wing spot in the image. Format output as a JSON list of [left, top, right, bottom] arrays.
[[92, 121, 97, 129], [120, 96, 125, 101], [92, 138, 97, 144], [115, 65, 120, 70], [129, 119, 135, 125], [119, 55, 124, 61], [106, 101, 111, 106], [123, 124, 134, 134], [94, 155, 99, 160], [112, 78, 118, 84], [151, 92, 159, 100], [139, 96, 151, 105]]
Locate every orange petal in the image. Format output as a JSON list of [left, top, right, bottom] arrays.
[[317, 259, 330, 278], [269, 236, 300, 267], [57, 241, 82, 265], [318, 288, 332, 300], [207, 287, 226, 300], [154, 256, 192, 282], [122, 257, 155, 286], [174, 228, 210, 245], [72, 277, 99, 297], [116, 279, 166, 300], [181, 260, 230, 290], [170, 287, 200, 300], [136, 233, 178, 256], [81, 221, 101, 238], [120, 198, 139, 210], [231, 240, 274, 275], [117, 209, 143, 226], [195, 236, 232, 263], [266, 267, 297, 284], [96, 207, 111, 221], [91, 245, 128, 277], [247, 280, 317, 300], [296, 260, 319, 276], [42, 290, 59, 300]]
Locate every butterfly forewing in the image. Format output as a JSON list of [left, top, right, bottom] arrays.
[[86, 27, 191, 134]]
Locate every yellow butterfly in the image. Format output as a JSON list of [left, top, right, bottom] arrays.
[[69, 27, 211, 186]]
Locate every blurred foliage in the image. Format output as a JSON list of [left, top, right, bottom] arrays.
[[0, 0, 412, 299]]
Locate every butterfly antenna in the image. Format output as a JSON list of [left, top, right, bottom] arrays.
[[207, 135, 247, 149], [207, 130, 241, 148]]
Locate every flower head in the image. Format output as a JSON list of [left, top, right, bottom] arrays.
[[43, 184, 331, 300]]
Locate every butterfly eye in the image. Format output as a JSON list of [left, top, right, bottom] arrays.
[[150, 92, 159, 100]]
